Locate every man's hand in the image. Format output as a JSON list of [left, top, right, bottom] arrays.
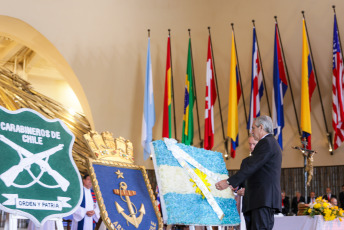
[[215, 179, 232, 190], [86, 210, 95, 217], [237, 188, 245, 196]]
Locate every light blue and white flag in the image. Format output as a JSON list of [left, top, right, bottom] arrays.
[[141, 38, 155, 160], [151, 139, 240, 226]]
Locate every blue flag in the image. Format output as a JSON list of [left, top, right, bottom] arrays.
[[272, 23, 288, 149], [141, 38, 155, 160]]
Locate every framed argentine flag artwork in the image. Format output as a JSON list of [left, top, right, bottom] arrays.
[[151, 138, 240, 227]]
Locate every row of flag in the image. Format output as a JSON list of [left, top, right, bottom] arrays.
[[142, 15, 344, 160]]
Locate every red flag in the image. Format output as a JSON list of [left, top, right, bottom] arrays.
[[204, 36, 217, 150], [162, 36, 172, 138]]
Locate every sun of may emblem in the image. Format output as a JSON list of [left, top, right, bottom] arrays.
[[189, 168, 211, 199]]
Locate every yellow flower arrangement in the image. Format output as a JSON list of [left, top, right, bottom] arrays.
[[304, 196, 344, 221], [322, 202, 329, 208], [189, 168, 211, 199], [313, 203, 321, 209]]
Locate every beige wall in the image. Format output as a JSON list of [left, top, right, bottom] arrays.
[[0, 0, 343, 169]]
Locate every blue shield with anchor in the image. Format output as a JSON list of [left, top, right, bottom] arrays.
[[0, 107, 82, 227], [88, 159, 163, 230]]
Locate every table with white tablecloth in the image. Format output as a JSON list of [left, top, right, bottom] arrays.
[[272, 215, 344, 230]]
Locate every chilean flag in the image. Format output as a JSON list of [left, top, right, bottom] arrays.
[[204, 35, 217, 150], [247, 27, 264, 131], [272, 23, 288, 149]]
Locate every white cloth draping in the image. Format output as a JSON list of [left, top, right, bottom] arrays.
[[71, 187, 100, 230], [273, 215, 344, 230], [27, 220, 56, 230]]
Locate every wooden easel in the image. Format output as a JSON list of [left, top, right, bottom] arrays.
[[4, 213, 64, 230]]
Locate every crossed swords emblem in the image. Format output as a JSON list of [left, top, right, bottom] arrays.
[[113, 182, 145, 228], [0, 135, 69, 191]]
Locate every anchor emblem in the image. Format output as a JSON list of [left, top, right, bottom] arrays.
[[113, 181, 145, 228]]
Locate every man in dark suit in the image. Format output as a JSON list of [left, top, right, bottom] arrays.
[[291, 191, 305, 215], [308, 191, 316, 204], [281, 191, 290, 215], [322, 187, 337, 202], [339, 185, 344, 209], [215, 115, 282, 230]]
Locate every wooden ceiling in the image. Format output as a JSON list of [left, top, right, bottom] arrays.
[[0, 36, 63, 81]]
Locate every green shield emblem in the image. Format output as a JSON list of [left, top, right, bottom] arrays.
[[0, 106, 82, 227]]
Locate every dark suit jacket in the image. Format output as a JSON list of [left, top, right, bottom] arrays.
[[322, 194, 337, 202], [291, 196, 305, 214], [282, 196, 290, 215], [308, 196, 316, 204], [227, 134, 282, 213], [339, 192, 344, 209]]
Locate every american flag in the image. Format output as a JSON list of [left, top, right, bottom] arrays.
[[332, 15, 344, 150], [247, 27, 264, 131]]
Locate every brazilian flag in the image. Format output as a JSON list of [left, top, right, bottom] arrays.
[[182, 38, 194, 145]]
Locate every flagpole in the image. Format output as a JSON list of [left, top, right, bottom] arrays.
[[274, 16, 301, 137], [188, 29, 203, 148], [231, 23, 249, 136], [302, 11, 333, 154], [148, 29, 150, 152], [146, 29, 154, 160], [208, 27, 229, 158], [169, 29, 178, 141], [252, 20, 272, 117]]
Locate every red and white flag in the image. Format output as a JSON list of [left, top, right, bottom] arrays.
[[332, 15, 344, 149], [155, 185, 161, 212], [204, 35, 217, 150], [247, 27, 264, 131]]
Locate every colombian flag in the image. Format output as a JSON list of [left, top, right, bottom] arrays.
[[227, 31, 241, 158], [301, 19, 316, 149], [162, 36, 172, 138], [182, 38, 194, 145]]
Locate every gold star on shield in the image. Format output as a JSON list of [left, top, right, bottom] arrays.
[[115, 169, 124, 179]]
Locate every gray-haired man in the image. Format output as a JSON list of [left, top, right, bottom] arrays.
[[216, 116, 282, 230]]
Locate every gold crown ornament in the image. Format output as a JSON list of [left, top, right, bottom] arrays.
[[83, 131, 134, 164]]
